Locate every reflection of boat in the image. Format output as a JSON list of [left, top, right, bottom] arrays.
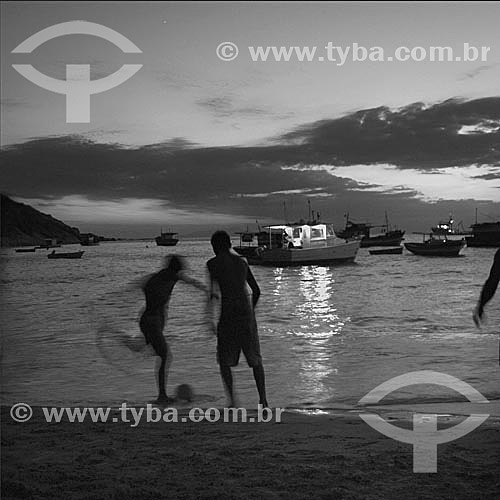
[[244, 222, 360, 266], [15, 247, 37, 253], [48, 250, 85, 259], [369, 247, 403, 255], [155, 229, 179, 247], [405, 234, 465, 257]]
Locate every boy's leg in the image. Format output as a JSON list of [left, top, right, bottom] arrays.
[[219, 364, 236, 407], [252, 363, 268, 407]]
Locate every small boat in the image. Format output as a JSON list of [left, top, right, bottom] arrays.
[[464, 211, 500, 247], [243, 222, 360, 266], [360, 212, 405, 248], [15, 247, 37, 253], [404, 234, 465, 257], [48, 250, 84, 259], [369, 247, 403, 255], [336, 212, 405, 247], [431, 214, 470, 240], [37, 238, 61, 249], [155, 229, 179, 247], [80, 233, 100, 246]]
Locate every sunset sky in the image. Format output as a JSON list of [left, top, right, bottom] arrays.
[[1, 1, 499, 236]]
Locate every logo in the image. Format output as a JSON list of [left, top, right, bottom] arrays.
[[12, 21, 142, 123], [359, 371, 490, 473]]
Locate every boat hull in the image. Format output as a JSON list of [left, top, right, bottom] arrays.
[[404, 241, 465, 257], [48, 251, 84, 259], [360, 232, 405, 248], [155, 238, 179, 246], [254, 240, 360, 266], [369, 247, 403, 255]]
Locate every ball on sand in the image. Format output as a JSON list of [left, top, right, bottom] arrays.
[[176, 383, 194, 402]]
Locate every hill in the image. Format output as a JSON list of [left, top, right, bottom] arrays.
[[1, 194, 81, 247]]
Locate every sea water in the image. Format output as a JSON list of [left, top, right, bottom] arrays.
[[1, 238, 499, 409]]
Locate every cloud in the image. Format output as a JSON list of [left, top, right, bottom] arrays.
[[2, 97, 499, 229]]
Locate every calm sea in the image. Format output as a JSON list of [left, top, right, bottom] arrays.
[[1, 238, 499, 409]]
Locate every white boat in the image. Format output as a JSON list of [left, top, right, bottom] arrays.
[[250, 223, 360, 266]]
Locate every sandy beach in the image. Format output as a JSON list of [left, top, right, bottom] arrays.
[[2, 406, 499, 500]]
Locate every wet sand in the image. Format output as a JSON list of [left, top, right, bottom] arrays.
[[2, 406, 499, 499]]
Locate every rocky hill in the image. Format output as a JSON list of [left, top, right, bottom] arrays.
[[1, 194, 81, 247]]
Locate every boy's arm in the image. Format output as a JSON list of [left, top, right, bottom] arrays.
[[177, 270, 208, 293], [477, 249, 500, 316], [246, 266, 261, 308], [205, 264, 218, 335]]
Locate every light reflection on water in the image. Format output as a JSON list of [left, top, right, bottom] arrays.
[[1, 240, 499, 409]]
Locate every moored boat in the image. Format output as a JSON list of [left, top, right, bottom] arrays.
[[369, 247, 403, 255], [245, 222, 360, 266], [155, 229, 179, 247], [15, 247, 37, 253], [337, 212, 405, 247], [405, 234, 465, 257], [80, 233, 100, 246], [465, 221, 500, 247], [48, 250, 84, 259], [431, 215, 470, 239]]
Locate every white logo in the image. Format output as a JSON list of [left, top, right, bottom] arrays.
[[12, 21, 143, 123], [359, 371, 490, 473]]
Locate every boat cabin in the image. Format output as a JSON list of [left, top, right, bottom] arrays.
[[257, 223, 338, 249]]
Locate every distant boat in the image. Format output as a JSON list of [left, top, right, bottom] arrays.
[[15, 247, 37, 253], [238, 222, 360, 266], [37, 238, 61, 249], [336, 213, 372, 240], [465, 221, 500, 247], [80, 234, 100, 246], [369, 247, 403, 255], [405, 234, 465, 257], [155, 229, 179, 247], [431, 215, 470, 238], [48, 250, 84, 259], [336, 212, 405, 247]]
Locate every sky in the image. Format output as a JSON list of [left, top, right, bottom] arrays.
[[1, 1, 499, 237]]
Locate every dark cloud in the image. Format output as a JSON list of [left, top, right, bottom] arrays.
[[280, 97, 500, 169], [1, 97, 499, 229]]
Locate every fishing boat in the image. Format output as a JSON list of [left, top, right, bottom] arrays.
[[80, 233, 100, 246], [337, 212, 405, 247], [369, 247, 403, 255], [234, 228, 261, 262], [37, 238, 61, 249], [155, 229, 179, 247], [465, 221, 500, 247], [404, 234, 465, 257], [245, 222, 360, 266], [48, 250, 85, 259], [336, 214, 372, 240], [360, 213, 405, 247], [431, 215, 470, 239], [15, 247, 37, 253]]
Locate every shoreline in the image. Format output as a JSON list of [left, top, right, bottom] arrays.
[[2, 406, 499, 499]]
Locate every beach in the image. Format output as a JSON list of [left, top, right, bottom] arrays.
[[2, 406, 499, 500]]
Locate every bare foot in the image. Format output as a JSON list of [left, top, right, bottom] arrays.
[[155, 395, 176, 405]]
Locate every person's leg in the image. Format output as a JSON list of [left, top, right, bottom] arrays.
[[154, 337, 173, 402], [219, 364, 236, 407], [252, 363, 268, 407]]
